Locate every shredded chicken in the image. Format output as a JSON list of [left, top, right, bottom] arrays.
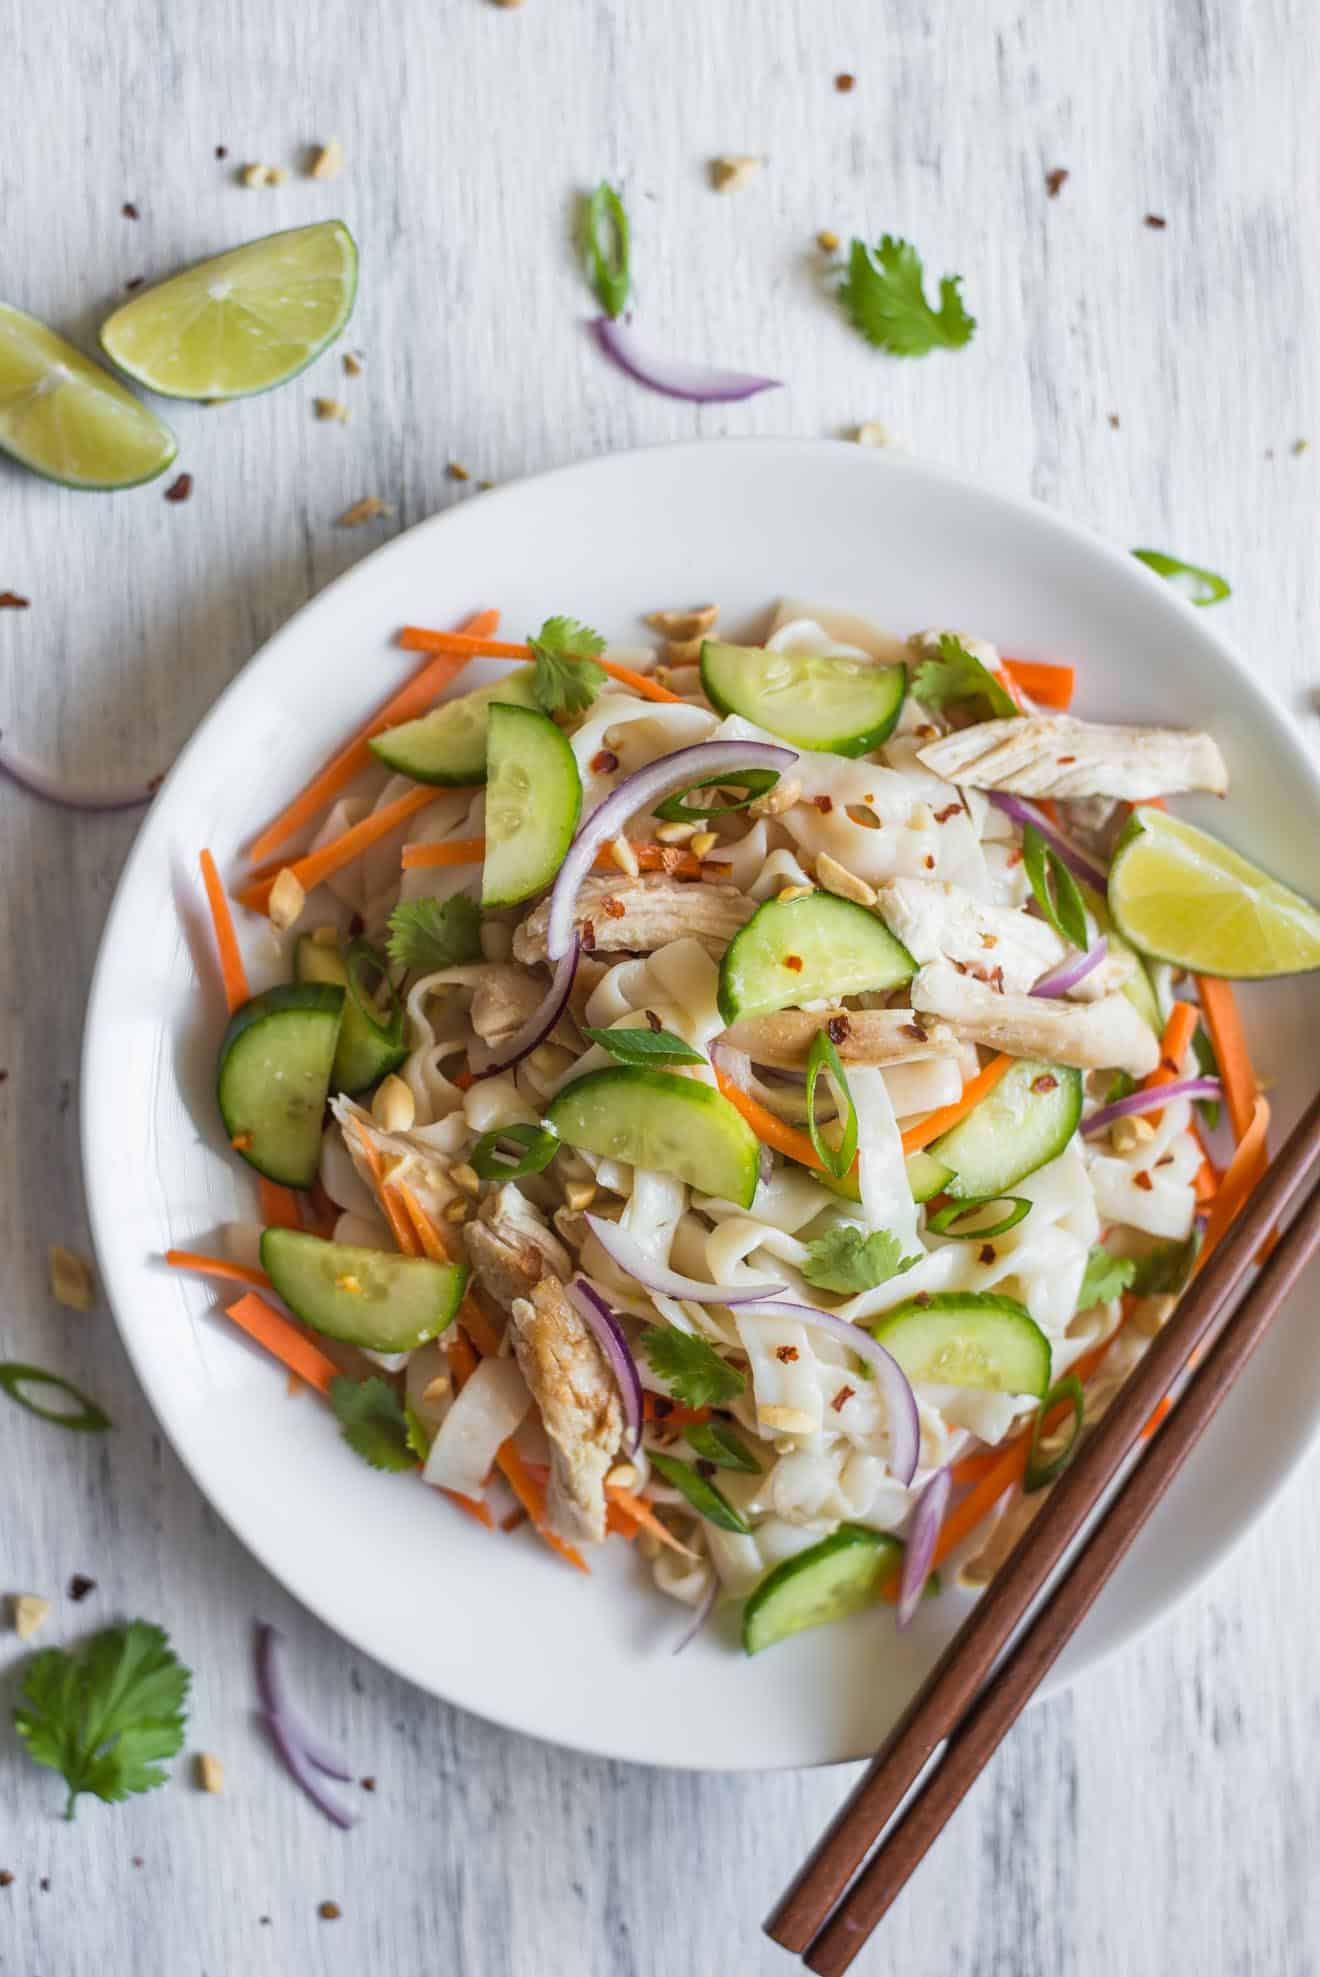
[[462, 1183, 572, 1309], [910, 959, 1160, 1077], [513, 875, 755, 965], [916, 715, 1228, 800], [467, 966, 546, 1046], [509, 1278, 623, 1544], [719, 1008, 962, 1071], [874, 877, 1065, 994]]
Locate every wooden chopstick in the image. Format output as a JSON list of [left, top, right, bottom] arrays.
[[767, 1085, 1320, 1959], [802, 1172, 1320, 1973]]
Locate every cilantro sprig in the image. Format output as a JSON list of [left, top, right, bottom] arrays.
[[1023, 823, 1090, 951], [1076, 1245, 1137, 1312], [328, 1376, 418, 1473], [640, 1328, 745, 1410], [580, 1025, 706, 1068], [528, 616, 608, 718], [838, 235, 976, 358], [14, 1621, 190, 1820], [910, 633, 1019, 721], [801, 1226, 920, 1296], [386, 894, 482, 974]]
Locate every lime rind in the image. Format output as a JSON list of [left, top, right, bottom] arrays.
[[1109, 808, 1320, 978], [0, 302, 177, 490], [99, 222, 358, 402]]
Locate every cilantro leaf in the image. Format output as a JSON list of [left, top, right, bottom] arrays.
[[910, 633, 1019, 721], [802, 1225, 921, 1295], [404, 1405, 433, 1462], [14, 1621, 190, 1820], [385, 894, 482, 974], [528, 615, 608, 719], [838, 235, 976, 358], [684, 1420, 762, 1473], [1129, 1229, 1202, 1298], [1077, 1245, 1137, 1312], [328, 1376, 418, 1473], [639, 1328, 745, 1410], [580, 1025, 706, 1067]]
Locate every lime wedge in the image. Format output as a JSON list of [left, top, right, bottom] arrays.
[[99, 222, 358, 402], [0, 303, 177, 489], [1109, 807, 1320, 978]]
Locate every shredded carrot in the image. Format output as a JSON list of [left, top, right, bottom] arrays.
[[445, 1491, 496, 1529], [401, 836, 703, 879], [223, 1292, 341, 1397], [1147, 1001, 1199, 1089], [247, 608, 499, 864], [1001, 657, 1076, 710], [1196, 975, 1258, 1144], [239, 785, 440, 915], [400, 838, 487, 871], [606, 1499, 640, 1539], [459, 1302, 502, 1359], [605, 1486, 699, 1557], [200, 848, 249, 1013], [714, 1067, 843, 1178], [599, 660, 684, 703], [1199, 1095, 1270, 1262], [397, 625, 684, 704], [258, 1179, 303, 1230], [496, 1441, 589, 1573], [642, 1393, 711, 1428], [165, 1249, 271, 1291], [397, 1183, 456, 1263], [900, 1054, 1016, 1155], [1034, 797, 1061, 827], [345, 1117, 421, 1256]]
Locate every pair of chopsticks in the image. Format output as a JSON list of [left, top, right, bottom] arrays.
[[767, 1085, 1320, 1974]]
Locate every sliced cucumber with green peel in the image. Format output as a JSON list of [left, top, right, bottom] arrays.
[[260, 1229, 466, 1352], [717, 893, 915, 1025], [906, 1150, 954, 1203], [928, 1058, 1081, 1199], [217, 984, 344, 1186], [295, 936, 406, 1093], [742, 1525, 904, 1655], [701, 640, 907, 756], [482, 702, 582, 907], [370, 668, 540, 785], [545, 1067, 761, 1208], [871, 1292, 1051, 1397]]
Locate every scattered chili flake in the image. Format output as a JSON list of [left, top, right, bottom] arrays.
[[651, 1395, 675, 1418], [0, 592, 30, 609], [601, 895, 626, 920], [830, 1385, 856, 1413], [912, 1291, 931, 1308], [360, 1776, 377, 1792], [215, 145, 228, 159], [923, 854, 936, 869], [784, 954, 804, 972], [0, 1071, 8, 1082], [775, 1345, 800, 1363], [122, 202, 139, 220], [900, 1022, 928, 1042], [318, 1901, 342, 1921], [1108, 413, 1121, 429], [1007, 847, 1024, 867], [1045, 167, 1070, 198], [834, 72, 856, 92], [0, 1873, 12, 1889], [125, 276, 144, 291], [68, 1574, 96, 1602], [1133, 1170, 1155, 1191], [39, 1878, 50, 1893], [447, 462, 470, 482], [989, 966, 1005, 993], [589, 749, 619, 775], [645, 1009, 663, 1032], [581, 920, 596, 950], [164, 473, 193, 504], [933, 802, 963, 824], [827, 1014, 851, 1045], [1144, 213, 1167, 229], [1056, 754, 1077, 765], [1155, 1154, 1175, 1168], [812, 793, 834, 814], [979, 1243, 997, 1264], [1031, 1074, 1058, 1094], [131, 1858, 144, 1869], [695, 1459, 717, 1479]]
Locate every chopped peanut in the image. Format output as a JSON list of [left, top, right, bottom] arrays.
[[816, 229, 840, 253], [776, 883, 815, 904], [608, 836, 639, 879], [447, 462, 470, 482], [443, 1198, 469, 1224], [312, 923, 340, 947], [342, 352, 364, 378], [267, 866, 306, 931], [337, 496, 391, 528], [11, 1594, 50, 1642], [240, 162, 275, 188], [49, 1246, 95, 1312], [749, 777, 801, 819], [605, 1463, 638, 1489], [815, 851, 876, 907], [645, 604, 718, 641], [309, 140, 344, 180], [197, 1753, 225, 1794], [447, 1163, 481, 1197], [421, 1374, 452, 1405], [371, 1074, 415, 1133], [690, 830, 720, 861], [654, 821, 697, 844], [1111, 1115, 1156, 1155], [313, 397, 350, 424], [759, 1405, 817, 1435], [564, 1180, 597, 1213], [710, 155, 762, 193]]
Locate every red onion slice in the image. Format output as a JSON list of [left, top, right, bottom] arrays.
[[1081, 1075, 1221, 1136], [591, 315, 782, 403], [546, 740, 797, 962], [566, 1277, 644, 1454], [473, 936, 580, 1076], [1031, 936, 1109, 998], [0, 738, 159, 812], [254, 1623, 357, 1826], [672, 1573, 719, 1656], [897, 1465, 951, 1629], [988, 792, 1109, 893], [584, 1212, 787, 1306], [738, 1300, 921, 1486]]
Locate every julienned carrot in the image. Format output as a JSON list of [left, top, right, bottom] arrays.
[[899, 1054, 1016, 1155], [398, 1186, 503, 1350], [239, 784, 440, 914], [496, 1441, 589, 1573], [397, 1183, 454, 1263], [400, 838, 487, 871], [606, 1486, 699, 1558], [258, 1179, 303, 1230], [642, 1393, 710, 1428], [247, 608, 500, 864], [224, 1292, 341, 1397], [1196, 975, 1259, 1144], [1147, 1001, 1199, 1088], [714, 1068, 842, 1178], [401, 836, 703, 879], [397, 625, 684, 705], [165, 1249, 271, 1291], [345, 1117, 420, 1256], [200, 848, 249, 1014], [1001, 657, 1076, 710], [1200, 1095, 1270, 1261]]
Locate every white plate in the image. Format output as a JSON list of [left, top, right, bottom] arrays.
[[83, 439, 1320, 1771]]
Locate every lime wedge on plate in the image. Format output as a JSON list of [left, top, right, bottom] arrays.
[[1109, 806, 1320, 977], [100, 221, 358, 401], [0, 303, 177, 489]]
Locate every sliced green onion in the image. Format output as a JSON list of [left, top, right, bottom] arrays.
[[1132, 548, 1231, 606], [0, 1363, 112, 1433], [1024, 1373, 1085, 1492], [1191, 1024, 1221, 1129], [580, 1025, 706, 1067], [805, 1029, 858, 1181], [1105, 1069, 1137, 1108], [470, 1122, 561, 1181], [1023, 823, 1089, 950], [582, 182, 631, 320], [683, 1420, 762, 1473], [345, 939, 404, 1044], [652, 768, 780, 823], [926, 1195, 1033, 1240]]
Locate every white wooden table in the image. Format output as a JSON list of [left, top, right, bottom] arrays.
[[2, 2, 1318, 1971]]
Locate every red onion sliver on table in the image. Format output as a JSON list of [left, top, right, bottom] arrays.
[[591, 315, 782, 403], [583, 1211, 788, 1306], [1081, 1075, 1221, 1136], [545, 739, 798, 962], [566, 1277, 644, 1454], [988, 791, 1109, 893], [254, 1623, 357, 1827], [473, 935, 580, 1076], [1030, 936, 1109, 998], [737, 1301, 921, 1487], [897, 1465, 951, 1629], [0, 739, 159, 811]]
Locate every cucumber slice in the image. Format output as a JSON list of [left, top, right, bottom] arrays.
[[718, 893, 915, 1025], [701, 640, 907, 756], [906, 1150, 954, 1203], [260, 1229, 466, 1351], [369, 668, 540, 785], [872, 1292, 1051, 1397], [742, 1525, 904, 1655], [217, 984, 344, 1187], [545, 1067, 761, 1208], [929, 1058, 1082, 1199], [295, 937, 407, 1094], [482, 702, 582, 907]]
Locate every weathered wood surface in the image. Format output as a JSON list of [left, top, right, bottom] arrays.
[[1, 0, 1318, 1971]]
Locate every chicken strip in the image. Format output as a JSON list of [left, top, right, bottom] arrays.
[[875, 877, 1065, 994], [910, 959, 1160, 1077], [513, 875, 755, 965], [462, 1183, 572, 1310], [719, 1007, 962, 1071], [916, 715, 1228, 801], [509, 1278, 623, 1544]]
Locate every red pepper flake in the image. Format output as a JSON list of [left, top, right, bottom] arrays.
[[989, 965, 1005, 993], [645, 1008, 663, 1032], [215, 144, 228, 159], [834, 71, 856, 91], [981, 933, 998, 948], [69, 1574, 96, 1602], [124, 276, 144, 291], [360, 1776, 377, 1792], [1155, 1154, 1175, 1168], [775, 1344, 800, 1363], [914, 724, 938, 740], [826, 1014, 851, 1044], [830, 1384, 856, 1413], [1056, 754, 1077, 765], [979, 1243, 997, 1264], [923, 853, 936, 870], [784, 954, 804, 972], [1007, 848, 1024, 867], [318, 1901, 342, 1922], [1108, 412, 1121, 429], [0, 592, 30, 609], [601, 895, 626, 920], [1144, 213, 1167, 229], [0, 1873, 13, 1889], [1045, 167, 1070, 198], [164, 473, 193, 503], [650, 1394, 675, 1418], [900, 1021, 928, 1042], [122, 202, 139, 220], [1134, 1170, 1155, 1191], [589, 749, 619, 775], [933, 802, 963, 824], [581, 920, 596, 950], [1030, 1073, 1059, 1094], [695, 1458, 717, 1479], [812, 793, 834, 814]]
